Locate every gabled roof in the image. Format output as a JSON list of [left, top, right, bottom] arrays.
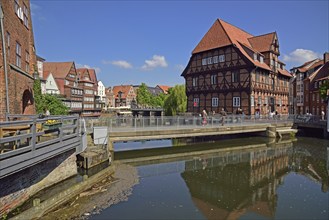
[[112, 85, 134, 99], [191, 19, 274, 71], [88, 69, 97, 83], [296, 59, 323, 72], [278, 68, 292, 78], [248, 32, 276, 53], [157, 85, 171, 94], [308, 62, 329, 82], [43, 62, 75, 79]]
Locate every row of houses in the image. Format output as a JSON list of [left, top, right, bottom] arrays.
[[37, 59, 170, 116], [181, 19, 328, 117], [0, 1, 170, 120]]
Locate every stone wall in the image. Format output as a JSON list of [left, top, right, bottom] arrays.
[[0, 149, 77, 216]]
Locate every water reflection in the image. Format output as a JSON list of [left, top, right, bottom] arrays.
[[112, 137, 328, 220]]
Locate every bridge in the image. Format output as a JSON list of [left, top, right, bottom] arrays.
[[0, 114, 84, 179], [83, 115, 296, 152]]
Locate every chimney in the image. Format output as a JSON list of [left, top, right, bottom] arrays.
[[324, 52, 329, 63]]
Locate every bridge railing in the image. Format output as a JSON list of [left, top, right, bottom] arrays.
[[0, 114, 80, 178], [84, 114, 293, 133]]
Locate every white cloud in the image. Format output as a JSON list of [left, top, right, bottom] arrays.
[[141, 55, 168, 71], [76, 63, 101, 73], [283, 49, 321, 64], [104, 60, 133, 69]]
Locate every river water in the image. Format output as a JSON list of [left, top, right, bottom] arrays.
[[44, 136, 329, 220]]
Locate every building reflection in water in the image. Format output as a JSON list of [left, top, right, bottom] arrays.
[[180, 139, 329, 220]]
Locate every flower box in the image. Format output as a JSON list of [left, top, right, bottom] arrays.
[[43, 123, 62, 130]]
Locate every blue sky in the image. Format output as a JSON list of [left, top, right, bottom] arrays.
[[30, 0, 329, 87]]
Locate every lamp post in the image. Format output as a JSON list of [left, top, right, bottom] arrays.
[[0, 5, 10, 120]]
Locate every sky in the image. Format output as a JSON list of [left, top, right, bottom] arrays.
[[30, 0, 329, 88]]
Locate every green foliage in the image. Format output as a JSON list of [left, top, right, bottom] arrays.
[[163, 84, 187, 116], [33, 79, 44, 114], [33, 80, 69, 115], [136, 83, 167, 108], [319, 81, 329, 101], [44, 94, 69, 115], [137, 83, 152, 106]]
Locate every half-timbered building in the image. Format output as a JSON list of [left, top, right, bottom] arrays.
[[181, 19, 292, 116]]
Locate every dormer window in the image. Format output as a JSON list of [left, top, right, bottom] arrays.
[[253, 53, 257, 61], [260, 56, 264, 63]]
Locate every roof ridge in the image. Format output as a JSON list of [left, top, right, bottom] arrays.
[[217, 19, 234, 45], [218, 18, 253, 37], [248, 31, 276, 39]]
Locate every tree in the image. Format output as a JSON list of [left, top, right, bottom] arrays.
[[137, 83, 151, 107], [33, 79, 69, 115], [163, 84, 187, 116], [44, 94, 69, 115]]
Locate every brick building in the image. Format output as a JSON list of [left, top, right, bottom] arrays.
[[291, 53, 329, 116], [77, 68, 101, 117], [181, 19, 292, 116], [43, 62, 83, 115], [112, 85, 136, 107], [0, 0, 37, 120]]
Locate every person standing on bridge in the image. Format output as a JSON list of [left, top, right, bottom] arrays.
[[220, 108, 226, 126], [202, 110, 208, 126]]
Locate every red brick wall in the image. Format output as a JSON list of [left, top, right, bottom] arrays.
[[0, 0, 37, 120]]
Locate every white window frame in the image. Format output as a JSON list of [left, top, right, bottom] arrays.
[[253, 53, 257, 61], [16, 42, 21, 68], [207, 57, 213, 65], [202, 58, 207, 66], [218, 55, 225, 62], [211, 74, 217, 85], [251, 96, 254, 106], [213, 56, 218, 64], [260, 56, 264, 63], [212, 97, 219, 107], [233, 97, 240, 107], [192, 77, 198, 87]]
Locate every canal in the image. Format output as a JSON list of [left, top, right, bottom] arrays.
[[44, 136, 328, 220]]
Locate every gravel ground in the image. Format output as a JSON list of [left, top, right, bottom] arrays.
[[42, 163, 139, 220]]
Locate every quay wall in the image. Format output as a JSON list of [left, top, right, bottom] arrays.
[[0, 149, 77, 216]]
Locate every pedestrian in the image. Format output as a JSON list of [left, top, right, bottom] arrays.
[[220, 108, 226, 126], [321, 110, 325, 120], [202, 109, 208, 126]]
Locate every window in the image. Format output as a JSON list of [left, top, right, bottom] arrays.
[[314, 82, 317, 88], [207, 57, 213, 65], [270, 59, 274, 66], [265, 75, 269, 84], [260, 56, 264, 63], [251, 96, 254, 106], [264, 96, 268, 105], [212, 97, 219, 107], [218, 55, 225, 62], [14, 0, 19, 15], [233, 97, 240, 107], [258, 96, 262, 105], [65, 80, 69, 85], [192, 77, 198, 87], [232, 71, 239, 83], [253, 53, 257, 61], [193, 98, 199, 107], [202, 58, 207, 66], [23, 3, 29, 28], [211, 74, 217, 85], [213, 56, 218, 64], [25, 50, 29, 72], [16, 42, 21, 68], [255, 72, 259, 82], [312, 93, 315, 101]]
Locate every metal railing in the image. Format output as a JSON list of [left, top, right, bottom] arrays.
[[83, 114, 294, 133], [0, 114, 81, 178]]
